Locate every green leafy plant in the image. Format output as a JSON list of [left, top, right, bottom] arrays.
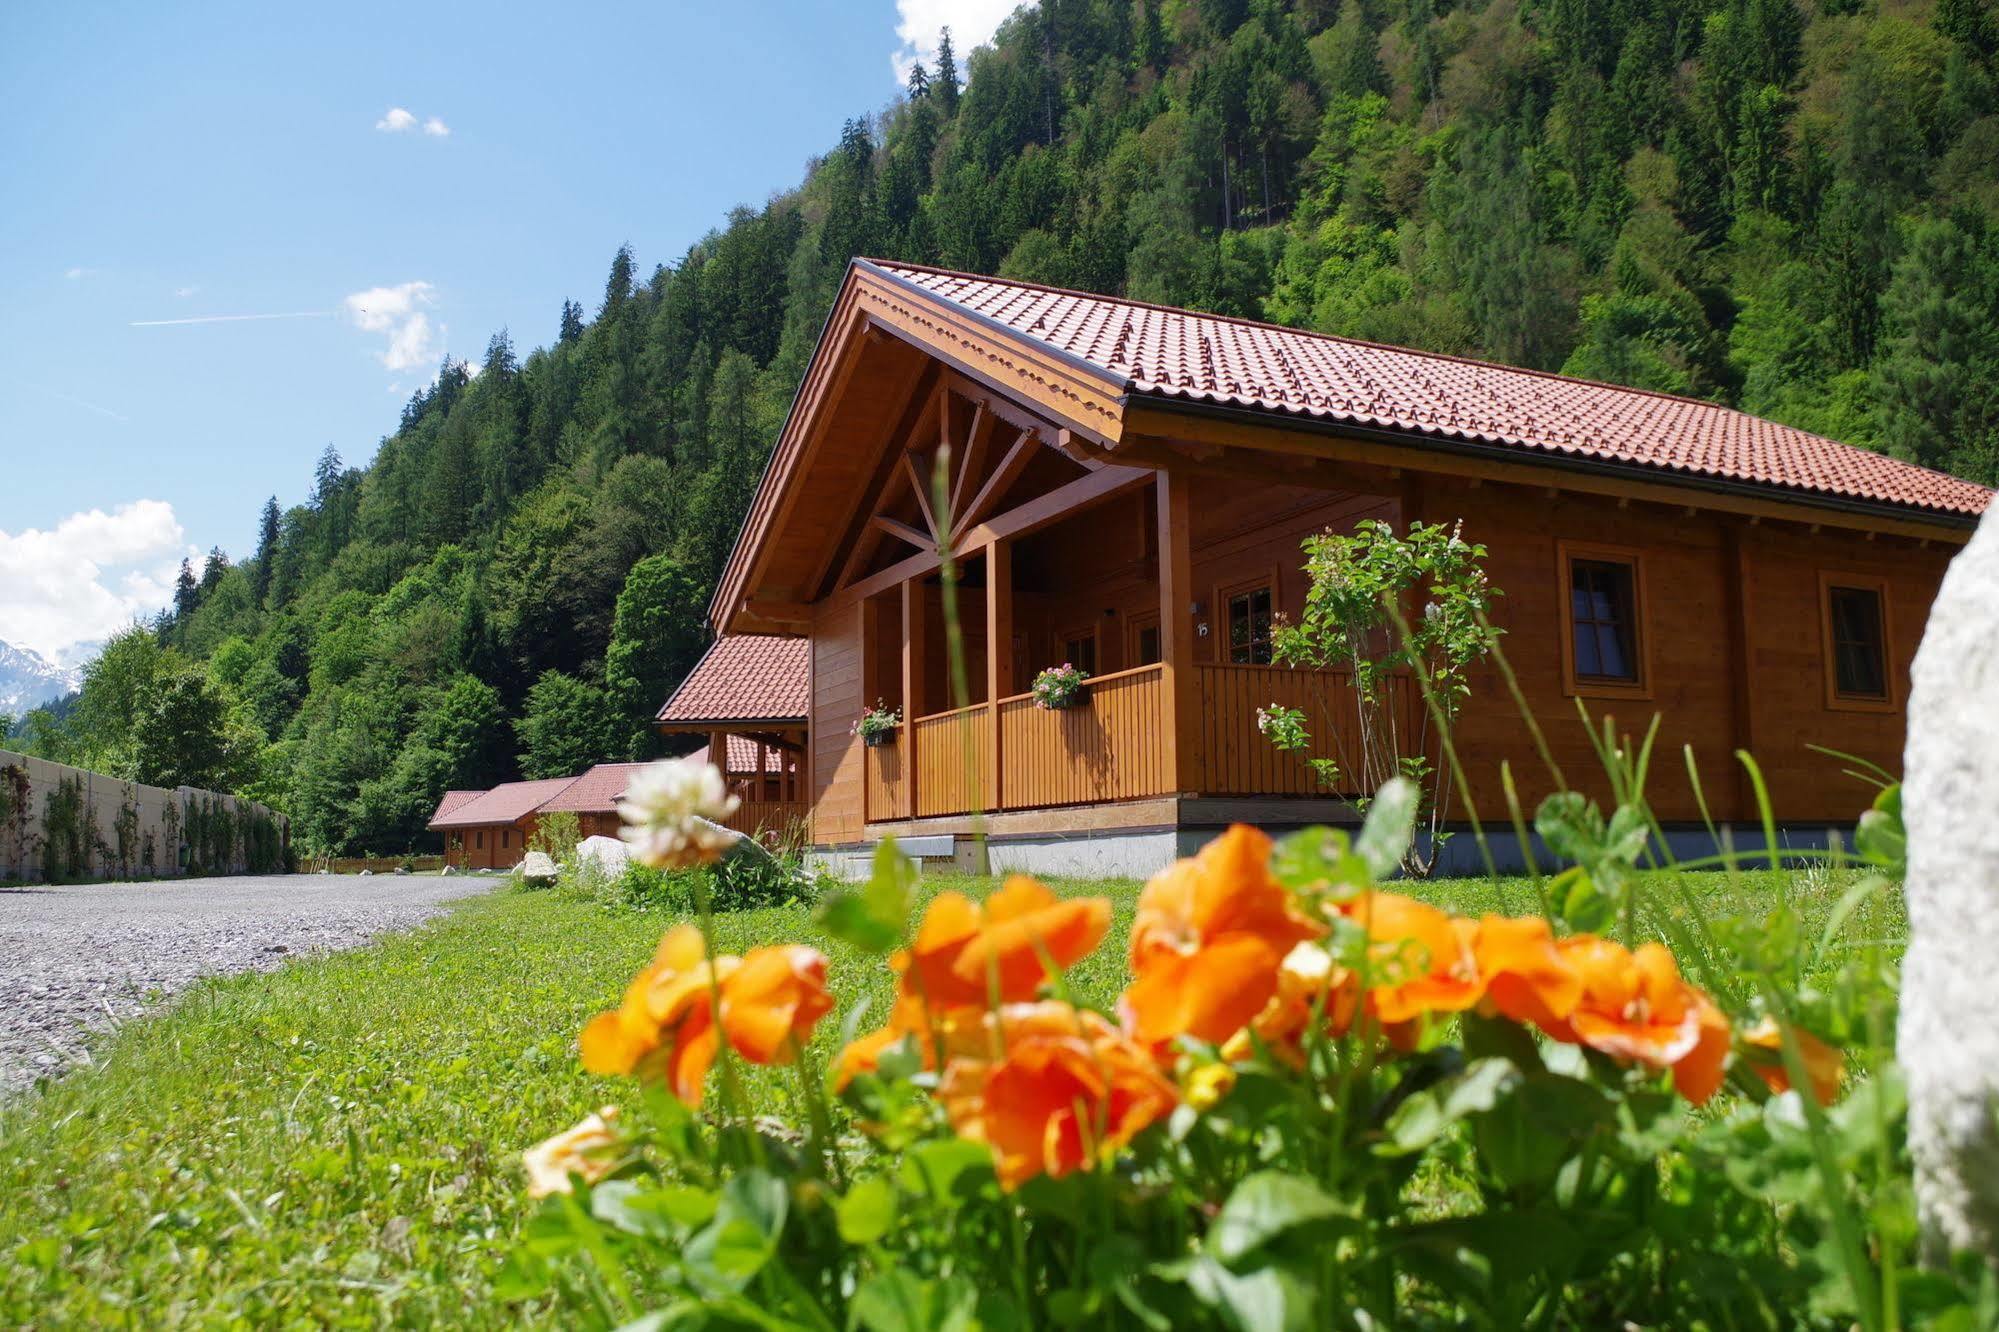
[[1264, 518, 1500, 876], [531, 811, 583, 863]]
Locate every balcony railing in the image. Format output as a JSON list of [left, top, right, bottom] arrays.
[[861, 661, 1404, 823], [1194, 662, 1411, 799]]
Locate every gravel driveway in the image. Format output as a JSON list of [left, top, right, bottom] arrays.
[[0, 873, 496, 1097]]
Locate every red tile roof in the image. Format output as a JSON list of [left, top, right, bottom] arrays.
[[685, 739, 789, 774], [867, 261, 1992, 520], [536, 761, 647, 814], [429, 789, 483, 824], [427, 777, 580, 830], [657, 635, 810, 725]]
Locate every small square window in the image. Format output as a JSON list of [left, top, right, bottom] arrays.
[[1135, 622, 1161, 666], [1569, 557, 1639, 685], [1227, 584, 1274, 665], [1827, 583, 1888, 701]]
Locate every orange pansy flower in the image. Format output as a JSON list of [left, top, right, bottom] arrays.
[[1221, 940, 1361, 1067], [1741, 1015, 1844, 1106], [1347, 892, 1485, 1025], [936, 1002, 1178, 1190], [1122, 825, 1324, 1045], [721, 943, 835, 1065], [1525, 936, 1733, 1105], [836, 877, 1110, 1087], [1476, 914, 1584, 1030], [579, 926, 833, 1106]]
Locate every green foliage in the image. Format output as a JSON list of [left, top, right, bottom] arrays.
[[529, 810, 582, 862], [603, 555, 704, 758], [1267, 519, 1498, 875], [40, 775, 91, 881], [514, 672, 621, 780]]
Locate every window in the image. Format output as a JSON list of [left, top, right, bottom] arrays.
[[1822, 576, 1890, 708], [1129, 613, 1162, 667], [1226, 583, 1274, 665], [1570, 559, 1639, 683], [475, 830, 484, 849], [501, 829, 511, 849], [1059, 628, 1099, 676], [1558, 544, 1647, 696]]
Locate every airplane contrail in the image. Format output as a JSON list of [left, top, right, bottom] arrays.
[[129, 310, 334, 327]]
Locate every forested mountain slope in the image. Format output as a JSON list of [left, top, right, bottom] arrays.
[[9, 0, 1995, 854]]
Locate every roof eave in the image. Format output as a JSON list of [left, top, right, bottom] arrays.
[[1124, 392, 1983, 534]]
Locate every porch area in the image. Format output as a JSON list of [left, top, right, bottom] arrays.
[[850, 457, 1412, 826]]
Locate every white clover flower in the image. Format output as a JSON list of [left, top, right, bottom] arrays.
[[618, 757, 741, 869]]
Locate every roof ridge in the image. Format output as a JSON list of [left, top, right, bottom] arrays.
[[861, 257, 1777, 423], [859, 258, 1989, 510]]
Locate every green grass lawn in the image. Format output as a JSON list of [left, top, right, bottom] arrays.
[[0, 864, 1899, 1328]]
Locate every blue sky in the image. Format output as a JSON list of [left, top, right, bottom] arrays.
[[0, 0, 1020, 662]]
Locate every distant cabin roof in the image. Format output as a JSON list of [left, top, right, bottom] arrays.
[[656, 635, 810, 727], [427, 777, 580, 830], [535, 761, 648, 814], [429, 789, 483, 823], [862, 260, 1993, 521], [685, 738, 788, 773]]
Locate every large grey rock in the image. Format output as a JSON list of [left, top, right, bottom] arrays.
[[574, 835, 631, 876], [518, 851, 559, 888], [1902, 511, 1999, 1264]]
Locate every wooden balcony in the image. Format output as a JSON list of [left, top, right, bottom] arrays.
[[725, 798, 813, 841], [863, 662, 1399, 822]]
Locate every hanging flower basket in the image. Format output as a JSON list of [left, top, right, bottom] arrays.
[[852, 702, 901, 747], [1032, 663, 1090, 710]]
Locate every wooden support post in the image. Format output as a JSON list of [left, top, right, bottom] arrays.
[[985, 537, 1013, 812], [902, 576, 926, 815], [1157, 470, 1200, 794]]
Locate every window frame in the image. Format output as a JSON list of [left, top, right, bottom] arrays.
[[1818, 571, 1895, 712], [1557, 540, 1652, 700], [1055, 623, 1100, 677], [1217, 572, 1279, 666], [1125, 610, 1161, 669]]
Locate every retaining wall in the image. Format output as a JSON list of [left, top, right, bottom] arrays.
[[0, 749, 288, 882]]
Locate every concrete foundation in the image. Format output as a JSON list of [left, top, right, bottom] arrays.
[[811, 818, 1858, 882]]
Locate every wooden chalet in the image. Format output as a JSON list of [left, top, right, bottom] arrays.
[[427, 777, 579, 870], [707, 260, 1990, 875], [655, 635, 812, 837]]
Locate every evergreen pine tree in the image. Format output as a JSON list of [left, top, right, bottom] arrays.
[[906, 59, 930, 100], [558, 299, 585, 344], [251, 496, 280, 603], [935, 27, 960, 114], [172, 558, 199, 621]]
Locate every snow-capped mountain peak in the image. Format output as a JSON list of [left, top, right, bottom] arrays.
[[0, 640, 82, 718]]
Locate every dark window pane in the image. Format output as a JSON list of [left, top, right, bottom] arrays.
[[1229, 586, 1274, 665], [1570, 559, 1638, 684], [1062, 635, 1098, 676], [1829, 586, 1886, 699], [1136, 624, 1161, 666]]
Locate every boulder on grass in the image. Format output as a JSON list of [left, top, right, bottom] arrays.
[[518, 850, 559, 888], [575, 835, 632, 877], [1903, 510, 1999, 1264]]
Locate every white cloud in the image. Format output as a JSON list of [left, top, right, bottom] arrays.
[[375, 106, 418, 132], [64, 266, 100, 280], [422, 115, 450, 137], [343, 281, 441, 373], [174, 285, 199, 298], [0, 501, 191, 660], [891, 0, 1027, 82]]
